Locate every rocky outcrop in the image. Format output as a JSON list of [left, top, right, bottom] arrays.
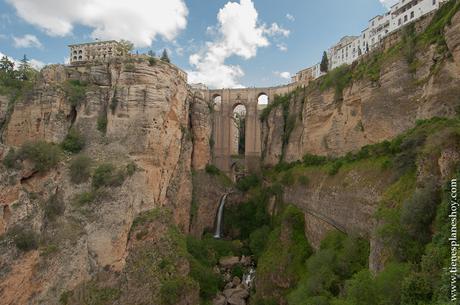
[[0, 59, 200, 304], [262, 10, 460, 164], [190, 90, 212, 170]]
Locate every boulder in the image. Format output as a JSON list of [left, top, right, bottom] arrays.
[[219, 256, 240, 269]]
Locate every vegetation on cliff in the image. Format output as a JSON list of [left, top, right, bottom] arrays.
[[243, 116, 460, 305]]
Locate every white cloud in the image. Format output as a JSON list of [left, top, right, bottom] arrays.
[[6, 0, 188, 47], [13, 34, 43, 49], [264, 23, 290, 37], [286, 13, 295, 22], [379, 0, 399, 9], [188, 0, 289, 89], [277, 43, 288, 52], [274, 71, 291, 79]]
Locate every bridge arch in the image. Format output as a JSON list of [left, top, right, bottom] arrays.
[[203, 84, 298, 173]]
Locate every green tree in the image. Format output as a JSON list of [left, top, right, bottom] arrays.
[[0, 56, 14, 75], [18, 54, 32, 80], [320, 51, 329, 73], [161, 49, 170, 63], [117, 40, 134, 56]]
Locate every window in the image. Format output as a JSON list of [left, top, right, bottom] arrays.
[[433, 0, 436, 4], [73, 56, 77, 60], [398, 18, 402, 25], [78, 56, 82, 60], [404, 15, 408, 22], [411, 11, 414, 19]]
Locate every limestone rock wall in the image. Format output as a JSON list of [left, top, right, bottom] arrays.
[[262, 11, 460, 164], [0, 59, 201, 304]]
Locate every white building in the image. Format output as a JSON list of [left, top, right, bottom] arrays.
[[326, 0, 447, 70], [69, 40, 122, 64]]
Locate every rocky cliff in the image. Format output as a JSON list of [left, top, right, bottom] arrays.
[[0, 58, 212, 304], [262, 9, 460, 165]]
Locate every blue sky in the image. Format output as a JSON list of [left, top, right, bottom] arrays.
[[0, 0, 396, 88]]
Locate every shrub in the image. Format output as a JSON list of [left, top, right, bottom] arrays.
[[109, 97, 119, 114], [92, 163, 125, 189], [64, 80, 87, 107], [328, 160, 343, 176], [281, 170, 295, 186], [249, 225, 271, 259], [17, 141, 61, 172], [2, 148, 19, 169], [160, 278, 195, 305], [126, 162, 136, 176], [73, 191, 99, 206], [44, 194, 64, 222], [148, 57, 157, 66], [61, 129, 85, 153], [205, 164, 220, 175], [13, 230, 39, 251], [189, 258, 223, 300], [70, 155, 92, 184], [400, 180, 440, 243], [236, 174, 261, 192], [298, 175, 310, 186], [302, 154, 327, 166], [97, 115, 108, 133]]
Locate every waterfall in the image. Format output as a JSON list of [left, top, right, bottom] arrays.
[[213, 193, 229, 239], [242, 267, 256, 287]]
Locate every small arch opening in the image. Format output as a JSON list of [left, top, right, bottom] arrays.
[[232, 104, 247, 156], [212, 95, 222, 111], [257, 93, 269, 111]]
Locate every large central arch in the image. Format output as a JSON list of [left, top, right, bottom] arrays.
[[204, 84, 297, 173]]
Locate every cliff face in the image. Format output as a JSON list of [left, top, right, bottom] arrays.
[[262, 10, 460, 165], [0, 59, 210, 304]]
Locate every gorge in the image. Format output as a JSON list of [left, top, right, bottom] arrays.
[[1, 2, 460, 305]]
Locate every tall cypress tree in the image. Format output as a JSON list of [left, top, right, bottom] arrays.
[[160, 49, 170, 63], [320, 51, 329, 73]]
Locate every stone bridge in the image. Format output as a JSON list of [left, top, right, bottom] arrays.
[[199, 84, 298, 173]]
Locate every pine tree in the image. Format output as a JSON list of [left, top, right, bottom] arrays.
[[18, 54, 31, 81], [320, 51, 329, 73], [160, 49, 170, 63]]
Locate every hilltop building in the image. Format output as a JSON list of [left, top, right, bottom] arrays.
[[69, 40, 122, 64], [292, 0, 448, 86]]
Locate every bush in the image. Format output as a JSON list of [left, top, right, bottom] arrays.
[[44, 194, 64, 222], [205, 164, 220, 175], [281, 170, 295, 186], [400, 180, 440, 243], [70, 155, 92, 184], [298, 175, 309, 186], [64, 80, 87, 107], [236, 174, 261, 192], [302, 154, 327, 166], [13, 230, 39, 251], [148, 57, 157, 66], [61, 129, 85, 153], [92, 163, 125, 189], [126, 162, 136, 176], [328, 160, 343, 176], [249, 225, 271, 259], [2, 148, 19, 169], [73, 191, 99, 206], [17, 141, 61, 172], [160, 278, 195, 305], [97, 115, 108, 133], [109, 97, 119, 114]]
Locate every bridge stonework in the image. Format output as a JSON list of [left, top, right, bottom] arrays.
[[199, 84, 298, 173]]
